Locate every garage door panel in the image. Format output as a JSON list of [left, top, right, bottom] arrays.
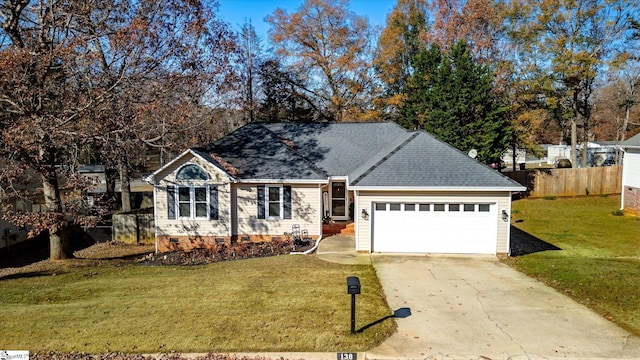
[[372, 201, 497, 254]]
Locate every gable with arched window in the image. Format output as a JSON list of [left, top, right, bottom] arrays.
[[167, 164, 218, 220], [176, 164, 210, 181]]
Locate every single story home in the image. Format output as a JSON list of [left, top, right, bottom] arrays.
[[146, 122, 525, 255], [620, 133, 640, 215]]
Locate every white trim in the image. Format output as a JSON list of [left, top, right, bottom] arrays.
[[318, 184, 323, 238], [265, 184, 284, 219], [145, 149, 235, 184], [330, 180, 349, 220], [153, 185, 159, 254], [238, 178, 328, 184], [506, 191, 513, 256], [228, 182, 233, 238], [349, 185, 526, 192], [175, 163, 211, 181], [176, 184, 210, 220], [354, 190, 360, 251]]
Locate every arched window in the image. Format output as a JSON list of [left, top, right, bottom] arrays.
[[176, 164, 209, 181]]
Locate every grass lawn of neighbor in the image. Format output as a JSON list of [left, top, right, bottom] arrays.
[[506, 195, 640, 335], [0, 253, 396, 354]]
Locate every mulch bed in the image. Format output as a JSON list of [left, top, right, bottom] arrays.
[[1, 238, 316, 279], [139, 239, 315, 266]]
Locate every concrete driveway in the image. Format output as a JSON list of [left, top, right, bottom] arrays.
[[367, 255, 640, 360]]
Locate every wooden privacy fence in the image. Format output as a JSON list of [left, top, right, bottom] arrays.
[[504, 166, 622, 198]]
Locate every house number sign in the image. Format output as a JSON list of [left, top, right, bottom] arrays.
[[337, 353, 356, 360]]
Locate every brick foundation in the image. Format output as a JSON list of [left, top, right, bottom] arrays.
[[623, 186, 640, 216], [156, 234, 319, 253]]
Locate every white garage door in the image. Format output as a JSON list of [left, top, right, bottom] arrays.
[[372, 202, 498, 254]]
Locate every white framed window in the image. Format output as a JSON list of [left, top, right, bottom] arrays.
[[178, 185, 209, 219], [266, 185, 283, 218]]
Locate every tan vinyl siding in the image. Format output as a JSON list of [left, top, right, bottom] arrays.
[[356, 190, 512, 253], [233, 184, 321, 237], [155, 154, 232, 238]]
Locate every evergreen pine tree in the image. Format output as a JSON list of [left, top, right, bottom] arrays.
[[400, 40, 510, 164]]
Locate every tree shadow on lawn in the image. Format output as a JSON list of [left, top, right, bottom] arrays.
[[510, 225, 562, 256], [357, 307, 411, 333]]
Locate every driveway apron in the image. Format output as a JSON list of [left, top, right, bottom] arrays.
[[367, 255, 640, 360]]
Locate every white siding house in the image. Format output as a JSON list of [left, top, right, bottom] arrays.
[[147, 123, 525, 255]]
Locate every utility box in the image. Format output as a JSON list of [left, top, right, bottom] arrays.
[[347, 276, 361, 295]]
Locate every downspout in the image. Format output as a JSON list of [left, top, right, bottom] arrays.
[[354, 189, 359, 252], [506, 191, 512, 256], [290, 235, 323, 255], [291, 183, 326, 255], [152, 182, 158, 254], [620, 147, 626, 211]]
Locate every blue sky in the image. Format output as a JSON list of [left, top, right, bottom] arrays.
[[217, 0, 397, 41]]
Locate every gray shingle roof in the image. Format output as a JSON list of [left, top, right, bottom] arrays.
[[197, 123, 327, 180], [262, 122, 408, 176], [621, 133, 640, 148], [197, 122, 523, 190], [350, 131, 522, 188]]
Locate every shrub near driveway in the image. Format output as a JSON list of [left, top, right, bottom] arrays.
[[0, 255, 395, 353], [507, 195, 640, 335]]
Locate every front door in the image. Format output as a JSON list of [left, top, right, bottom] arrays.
[[331, 181, 348, 220]]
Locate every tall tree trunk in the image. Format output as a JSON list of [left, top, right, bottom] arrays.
[[617, 106, 631, 164], [570, 118, 578, 167], [42, 169, 70, 260], [105, 167, 117, 206], [512, 139, 517, 172], [119, 157, 131, 212], [581, 111, 588, 167], [248, 64, 254, 122]]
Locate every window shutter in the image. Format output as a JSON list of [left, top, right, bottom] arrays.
[[283, 186, 292, 219], [167, 185, 176, 220], [209, 186, 219, 220], [257, 185, 265, 219]]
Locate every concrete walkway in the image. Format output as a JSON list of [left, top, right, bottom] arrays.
[[315, 235, 640, 359], [315, 234, 371, 265]]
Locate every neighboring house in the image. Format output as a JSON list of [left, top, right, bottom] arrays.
[[545, 142, 617, 167], [620, 133, 640, 215], [146, 122, 525, 255], [78, 164, 154, 209]]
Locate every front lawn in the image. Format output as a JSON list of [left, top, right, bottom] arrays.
[[507, 195, 640, 334], [0, 255, 395, 353]]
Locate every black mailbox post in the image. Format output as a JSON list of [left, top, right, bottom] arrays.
[[347, 276, 361, 295], [346, 276, 361, 334]]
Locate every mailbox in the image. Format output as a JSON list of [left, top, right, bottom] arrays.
[[347, 276, 361, 295]]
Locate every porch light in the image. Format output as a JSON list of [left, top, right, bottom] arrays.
[[502, 209, 509, 222], [361, 208, 369, 220]]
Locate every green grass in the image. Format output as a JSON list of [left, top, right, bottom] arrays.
[[507, 195, 640, 334], [0, 255, 395, 353]]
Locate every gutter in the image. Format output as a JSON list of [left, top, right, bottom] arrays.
[[290, 235, 323, 255]]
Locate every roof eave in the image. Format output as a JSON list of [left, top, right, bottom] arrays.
[[349, 185, 527, 192], [237, 178, 329, 184], [144, 149, 235, 185]]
